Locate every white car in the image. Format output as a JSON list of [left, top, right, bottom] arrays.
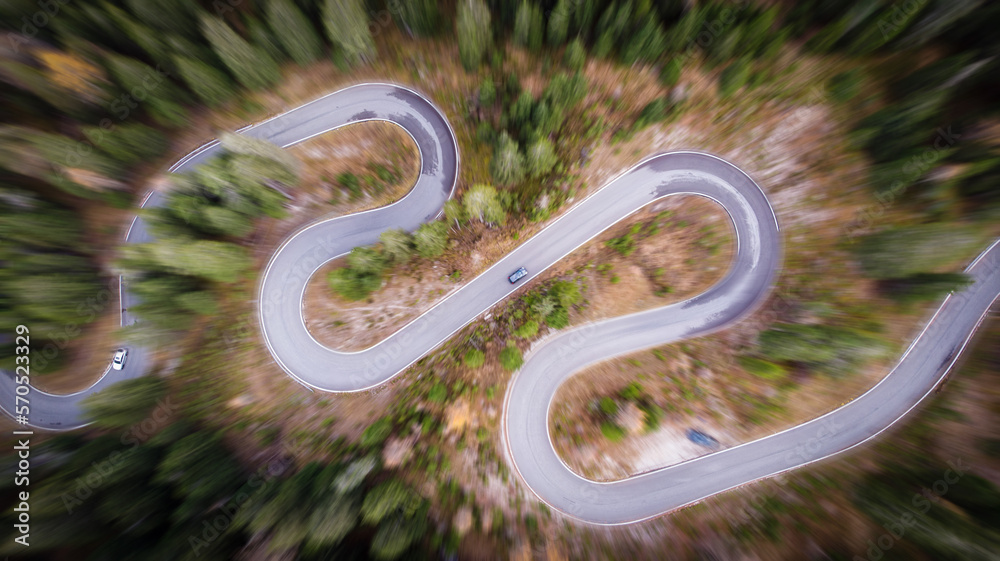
[[112, 348, 128, 370]]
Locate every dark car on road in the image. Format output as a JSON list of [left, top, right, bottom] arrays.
[[687, 429, 719, 448], [508, 266, 528, 284]]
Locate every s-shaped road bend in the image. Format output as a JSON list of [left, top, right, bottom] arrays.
[[3, 84, 1000, 526]]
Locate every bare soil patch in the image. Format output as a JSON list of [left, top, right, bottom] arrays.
[[304, 257, 457, 351]]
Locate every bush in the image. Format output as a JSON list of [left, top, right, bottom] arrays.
[[619, 382, 644, 401], [605, 233, 636, 256], [563, 37, 585, 71], [414, 221, 450, 258], [881, 273, 972, 305], [499, 344, 523, 371], [514, 320, 539, 338], [641, 403, 663, 432], [427, 382, 448, 403], [598, 396, 618, 416], [479, 77, 496, 106], [337, 171, 362, 199], [758, 323, 883, 374], [328, 267, 382, 301], [660, 59, 682, 86], [463, 348, 485, 369], [634, 97, 673, 129], [853, 224, 982, 280], [544, 306, 568, 329], [600, 421, 626, 442], [827, 70, 863, 103], [361, 417, 393, 448], [718, 58, 750, 97], [738, 356, 788, 380]]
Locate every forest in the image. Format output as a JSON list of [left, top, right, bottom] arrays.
[[1, 0, 999, 559]]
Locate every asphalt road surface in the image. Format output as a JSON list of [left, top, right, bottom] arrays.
[[2, 84, 998, 526]]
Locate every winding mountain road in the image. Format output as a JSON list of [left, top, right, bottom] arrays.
[[2, 83, 998, 525]]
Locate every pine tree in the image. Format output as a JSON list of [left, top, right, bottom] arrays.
[[490, 132, 526, 186], [81, 378, 167, 429], [322, 0, 376, 65], [124, 0, 199, 37], [444, 199, 466, 227], [102, 2, 173, 68], [563, 37, 586, 70], [172, 55, 235, 107], [200, 13, 281, 90], [514, 1, 544, 52], [104, 54, 188, 127], [83, 123, 168, 167], [548, 0, 572, 46], [248, 16, 285, 62], [526, 138, 557, 178], [463, 183, 506, 224], [266, 0, 324, 65], [414, 221, 449, 258], [379, 229, 415, 263], [457, 0, 492, 71], [395, 0, 442, 37]]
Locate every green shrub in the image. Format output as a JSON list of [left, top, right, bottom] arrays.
[[361, 417, 393, 448], [853, 224, 982, 280], [499, 344, 523, 371], [881, 273, 972, 305], [514, 320, 539, 338], [600, 421, 626, 442], [827, 69, 863, 103], [463, 348, 485, 369], [635, 97, 673, 129], [605, 233, 636, 256], [641, 403, 663, 432], [328, 267, 382, 301], [619, 382, 644, 401], [337, 171, 362, 199], [479, 77, 496, 106], [660, 58, 682, 86], [256, 426, 280, 446], [563, 38, 586, 71], [427, 382, 448, 403], [718, 58, 751, 97], [738, 356, 788, 380], [544, 307, 569, 329], [599, 396, 618, 416]]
